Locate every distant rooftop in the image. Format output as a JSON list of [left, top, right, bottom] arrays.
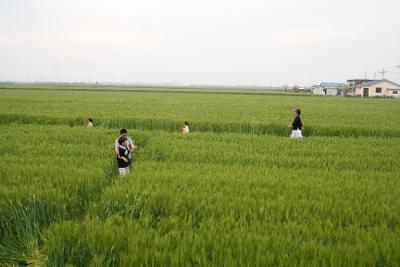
[[357, 79, 400, 87], [361, 80, 381, 86], [320, 82, 347, 88]]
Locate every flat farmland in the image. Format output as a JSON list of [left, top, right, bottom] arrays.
[[0, 86, 399, 266]]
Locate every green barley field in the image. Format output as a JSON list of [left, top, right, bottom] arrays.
[[0, 85, 399, 266]]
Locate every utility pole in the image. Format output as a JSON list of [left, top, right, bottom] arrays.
[[378, 68, 389, 80]]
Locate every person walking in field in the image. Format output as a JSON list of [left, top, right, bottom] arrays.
[[87, 118, 94, 128], [116, 136, 131, 177], [289, 108, 303, 138], [115, 129, 137, 165], [182, 121, 190, 136]]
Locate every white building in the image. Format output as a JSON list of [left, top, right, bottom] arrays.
[[354, 80, 400, 98], [312, 82, 346, 96]]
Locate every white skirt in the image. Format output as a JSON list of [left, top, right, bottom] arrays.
[[119, 167, 130, 176], [290, 130, 303, 138]]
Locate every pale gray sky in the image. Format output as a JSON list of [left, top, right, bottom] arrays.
[[1, 0, 399, 86]]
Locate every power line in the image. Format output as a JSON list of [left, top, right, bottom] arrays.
[[378, 68, 389, 80], [377, 67, 400, 79]]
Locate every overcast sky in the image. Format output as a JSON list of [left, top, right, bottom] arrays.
[[1, 0, 399, 86]]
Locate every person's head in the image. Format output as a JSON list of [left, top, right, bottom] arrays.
[[293, 108, 301, 116], [120, 128, 128, 137], [88, 118, 94, 123], [118, 135, 128, 146], [184, 121, 189, 126]]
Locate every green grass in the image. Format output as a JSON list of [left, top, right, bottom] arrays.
[[0, 88, 399, 135], [0, 86, 399, 266], [0, 125, 116, 265]]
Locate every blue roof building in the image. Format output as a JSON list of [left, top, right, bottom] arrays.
[[319, 82, 347, 88], [312, 82, 347, 96]]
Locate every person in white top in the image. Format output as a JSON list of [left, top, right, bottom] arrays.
[[182, 121, 190, 136]]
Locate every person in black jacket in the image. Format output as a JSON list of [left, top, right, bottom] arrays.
[[116, 136, 131, 176], [289, 108, 303, 138]]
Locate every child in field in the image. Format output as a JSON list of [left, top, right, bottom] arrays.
[[117, 136, 131, 177], [87, 118, 94, 128], [115, 129, 137, 164], [289, 108, 303, 138], [182, 121, 190, 135]]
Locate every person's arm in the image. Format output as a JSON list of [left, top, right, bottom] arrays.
[[132, 144, 138, 152], [292, 116, 300, 129], [115, 141, 120, 156], [289, 117, 294, 128], [128, 138, 137, 152], [116, 146, 128, 162], [289, 118, 295, 128]]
